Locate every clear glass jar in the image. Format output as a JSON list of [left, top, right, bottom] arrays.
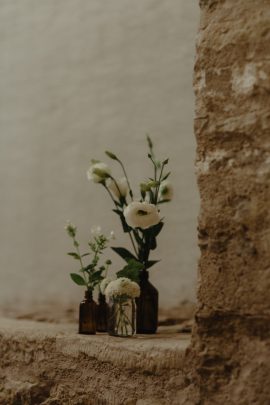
[[107, 296, 136, 337]]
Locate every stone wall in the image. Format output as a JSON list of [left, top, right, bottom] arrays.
[[193, 0, 270, 403]]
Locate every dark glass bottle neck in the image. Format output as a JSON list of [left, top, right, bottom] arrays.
[[140, 269, 149, 281], [84, 290, 93, 300]]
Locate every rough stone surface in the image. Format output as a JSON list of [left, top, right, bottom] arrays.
[[0, 318, 193, 405], [193, 0, 270, 403]]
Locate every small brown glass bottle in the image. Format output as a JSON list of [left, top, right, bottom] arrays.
[[96, 292, 108, 332], [136, 270, 159, 334], [79, 290, 97, 335]]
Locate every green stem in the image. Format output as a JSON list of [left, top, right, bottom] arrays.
[[155, 163, 165, 204], [109, 175, 126, 204], [129, 231, 138, 257], [103, 183, 118, 207], [73, 237, 88, 288], [103, 184, 138, 257]]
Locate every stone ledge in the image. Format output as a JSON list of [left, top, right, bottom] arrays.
[[0, 318, 192, 405], [0, 318, 190, 373]]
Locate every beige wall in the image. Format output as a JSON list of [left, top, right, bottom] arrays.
[[0, 0, 199, 311]]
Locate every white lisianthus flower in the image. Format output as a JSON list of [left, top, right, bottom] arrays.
[[124, 202, 161, 229], [108, 177, 128, 199], [87, 162, 111, 183], [100, 277, 113, 295], [105, 277, 140, 299], [158, 180, 173, 201]]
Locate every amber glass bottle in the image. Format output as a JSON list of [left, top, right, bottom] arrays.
[[136, 270, 158, 334], [96, 292, 108, 332], [79, 290, 97, 335]]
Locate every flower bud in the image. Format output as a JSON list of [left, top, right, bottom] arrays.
[[158, 180, 173, 201], [105, 151, 118, 160], [87, 162, 111, 183]]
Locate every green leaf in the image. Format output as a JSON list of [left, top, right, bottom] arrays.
[[70, 273, 86, 286], [91, 270, 103, 280], [67, 252, 80, 260], [142, 222, 163, 252], [84, 263, 96, 273], [162, 172, 171, 181], [112, 209, 122, 216], [158, 199, 171, 204], [143, 221, 163, 239], [81, 253, 90, 257], [146, 260, 160, 269], [111, 247, 137, 262], [150, 237, 157, 250], [151, 221, 164, 237], [163, 158, 169, 165], [116, 259, 144, 282]]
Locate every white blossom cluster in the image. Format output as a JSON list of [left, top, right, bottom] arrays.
[[104, 277, 140, 299]]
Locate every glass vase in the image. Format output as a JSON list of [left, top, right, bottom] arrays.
[[96, 292, 108, 332], [107, 296, 136, 337], [79, 290, 97, 335], [136, 270, 158, 334]]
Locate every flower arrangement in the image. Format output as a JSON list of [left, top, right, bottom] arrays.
[[65, 135, 171, 336], [87, 136, 172, 271]]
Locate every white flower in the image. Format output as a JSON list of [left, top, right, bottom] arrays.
[[159, 180, 173, 201], [123, 202, 161, 229], [109, 230, 116, 240], [100, 277, 113, 295], [105, 277, 140, 299], [87, 162, 111, 183], [91, 225, 102, 236], [108, 177, 128, 199]]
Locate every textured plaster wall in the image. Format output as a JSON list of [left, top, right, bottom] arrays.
[[0, 1, 199, 311]]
